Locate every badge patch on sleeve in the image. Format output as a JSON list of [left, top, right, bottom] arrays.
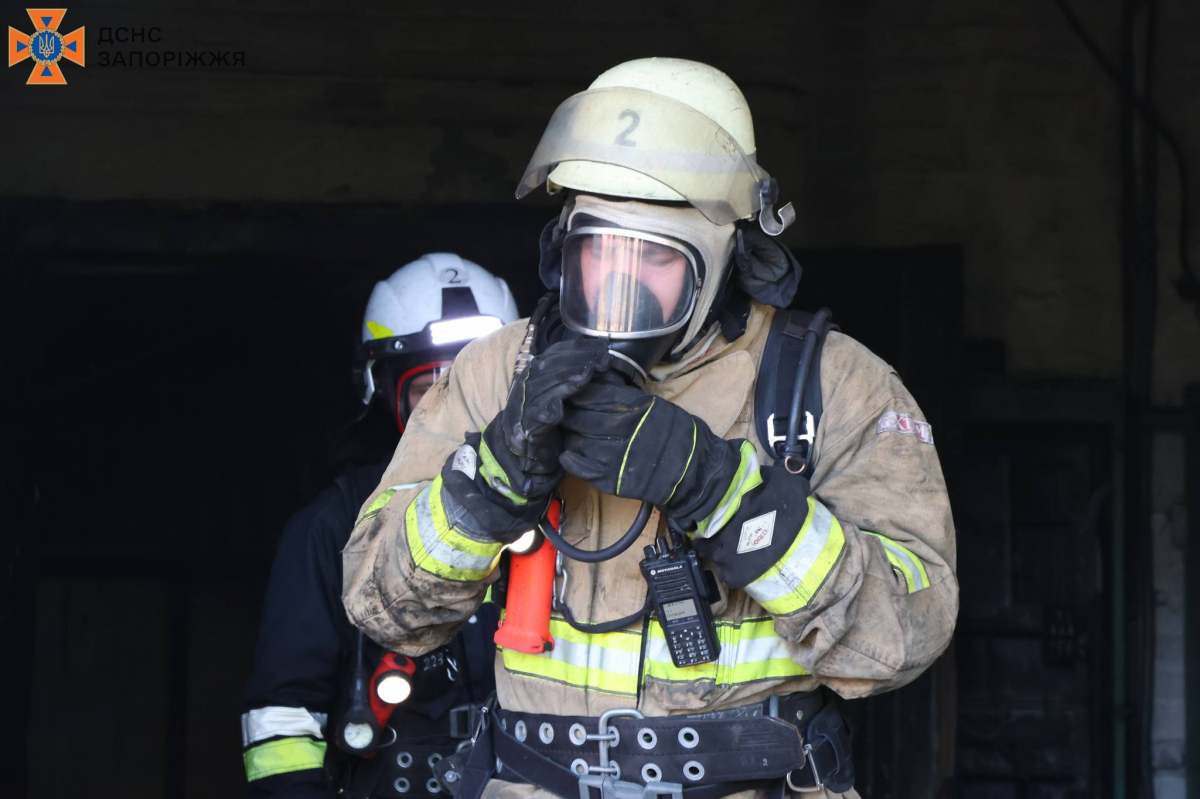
[[737, 510, 777, 554], [451, 444, 478, 480], [876, 411, 934, 444]]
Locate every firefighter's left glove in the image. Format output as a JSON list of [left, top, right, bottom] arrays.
[[485, 338, 612, 498], [558, 381, 745, 529], [441, 339, 611, 544]]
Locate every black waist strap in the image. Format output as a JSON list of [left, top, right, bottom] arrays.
[[435, 691, 852, 799], [494, 705, 802, 799]]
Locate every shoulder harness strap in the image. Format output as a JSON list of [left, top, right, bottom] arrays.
[[754, 308, 839, 476]]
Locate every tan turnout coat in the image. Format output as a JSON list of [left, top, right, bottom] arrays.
[[343, 302, 958, 798]]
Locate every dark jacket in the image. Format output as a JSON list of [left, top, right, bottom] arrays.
[[242, 460, 497, 798]]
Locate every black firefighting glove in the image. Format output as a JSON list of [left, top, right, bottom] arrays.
[[558, 380, 745, 529], [559, 379, 814, 588], [440, 339, 611, 543]]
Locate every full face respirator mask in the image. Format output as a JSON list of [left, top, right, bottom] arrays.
[[541, 194, 738, 383]]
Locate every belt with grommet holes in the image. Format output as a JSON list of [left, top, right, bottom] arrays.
[[435, 691, 853, 799]]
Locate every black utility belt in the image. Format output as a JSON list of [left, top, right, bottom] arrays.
[[435, 692, 853, 799], [340, 704, 483, 798]]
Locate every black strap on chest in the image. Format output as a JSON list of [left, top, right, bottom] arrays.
[[753, 307, 838, 476]]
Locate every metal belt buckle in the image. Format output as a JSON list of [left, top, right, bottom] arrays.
[[786, 743, 824, 794], [767, 412, 815, 451], [468, 696, 494, 747], [577, 709, 682, 799], [449, 704, 481, 740]]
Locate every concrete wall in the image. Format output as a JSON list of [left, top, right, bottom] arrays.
[[3, 1, 1196, 397], [1153, 432, 1189, 798]]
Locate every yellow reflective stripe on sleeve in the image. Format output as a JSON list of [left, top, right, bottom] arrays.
[[645, 617, 808, 685], [745, 497, 845, 615], [696, 441, 763, 538], [243, 737, 327, 781], [405, 476, 504, 581], [863, 531, 930, 592], [500, 616, 642, 696], [356, 487, 399, 526], [478, 431, 529, 506]]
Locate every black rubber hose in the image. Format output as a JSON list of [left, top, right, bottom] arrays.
[[784, 308, 832, 458], [539, 501, 653, 563]]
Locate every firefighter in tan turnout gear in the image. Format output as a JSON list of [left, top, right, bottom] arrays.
[[343, 58, 958, 799]]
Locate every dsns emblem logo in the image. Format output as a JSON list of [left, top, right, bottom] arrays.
[[8, 8, 84, 85]]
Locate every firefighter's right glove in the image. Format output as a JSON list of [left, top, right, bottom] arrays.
[[560, 381, 813, 589], [440, 339, 611, 543], [558, 381, 747, 528]]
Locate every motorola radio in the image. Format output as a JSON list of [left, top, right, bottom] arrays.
[[639, 530, 720, 668]]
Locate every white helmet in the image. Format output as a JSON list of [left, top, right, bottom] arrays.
[[355, 253, 518, 429]]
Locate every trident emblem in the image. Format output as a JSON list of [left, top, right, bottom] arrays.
[[35, 32, 55, 60]]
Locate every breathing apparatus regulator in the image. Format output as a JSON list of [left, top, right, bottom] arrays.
[[493, 59, 814, 666]]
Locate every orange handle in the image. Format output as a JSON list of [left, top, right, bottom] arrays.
[[494, 500, 560, 654]]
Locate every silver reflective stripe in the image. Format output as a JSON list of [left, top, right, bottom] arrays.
[[412, 486, 497, 574], [729, 633, 792, 665], [645, 636, 743, 672], [241, 707, 328, 747], [871, 534, 929, 590], [644, 637, 674, 667], [698, 446, 760, 538], [746, 500, 835, 604], [646, 631, 791, 671], [547, 633, 641, 677]]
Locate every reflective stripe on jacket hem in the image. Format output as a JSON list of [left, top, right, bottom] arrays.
[[501, 617, 642, 696], [500, 614, 808, 694], [645, 617, 809, 683]]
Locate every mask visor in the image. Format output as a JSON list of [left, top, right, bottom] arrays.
[[560, 227, 697, 338]]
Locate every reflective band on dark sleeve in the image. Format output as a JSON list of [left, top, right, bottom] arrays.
[[243, 737, 327, 781]]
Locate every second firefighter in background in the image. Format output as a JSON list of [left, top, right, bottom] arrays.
[[242, 254, 518, 798]]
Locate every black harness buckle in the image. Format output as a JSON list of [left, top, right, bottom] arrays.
[[449, 704, 483, 740]]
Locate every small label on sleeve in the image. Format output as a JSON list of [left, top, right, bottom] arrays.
[[451, 444, 478, 480], [737, 510, 777, 554], [876, 411, 934, 444]]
